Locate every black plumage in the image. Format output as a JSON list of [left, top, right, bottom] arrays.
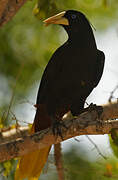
[[34, 10, 105, 131], [15, 10, 105, 180]]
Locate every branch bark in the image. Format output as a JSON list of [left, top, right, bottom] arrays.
[[0, 101, 118, 163], [54, 143, 65, 180], [0, 0, 28, 27]]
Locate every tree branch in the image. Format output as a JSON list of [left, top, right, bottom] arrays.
[[0, 0, 28, 27], [0, 101, 118, 163]]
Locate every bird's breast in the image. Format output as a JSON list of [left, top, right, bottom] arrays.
[[61, 47, 97, 79]]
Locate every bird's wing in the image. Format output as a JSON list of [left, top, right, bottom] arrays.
[[36, 44, 66, 104], [93, 50, 105, 88]]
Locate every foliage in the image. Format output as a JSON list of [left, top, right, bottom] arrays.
[[1, 0, 118, 179], [63, 149, 118, 180], [109, 129, 118, 158], [34, 0, 118, 29], [0, 0, 118, 105], [40, 148, 118, 180]]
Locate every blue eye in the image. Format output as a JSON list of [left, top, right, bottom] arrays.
[[71, 14, 76, 19]]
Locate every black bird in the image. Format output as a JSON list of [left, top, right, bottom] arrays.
[[15, 10, 105, 180]]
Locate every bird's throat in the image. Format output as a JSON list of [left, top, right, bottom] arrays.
[[68, 34, 96, 49]]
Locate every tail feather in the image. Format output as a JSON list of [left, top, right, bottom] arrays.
[[15, 147, 51, 180], [15, 105, 51, 180]]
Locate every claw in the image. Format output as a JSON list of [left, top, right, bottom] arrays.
[[88, 103, 103, 118], [52, 119, 67, 140]]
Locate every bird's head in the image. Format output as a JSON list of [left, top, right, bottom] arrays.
[[44, 10, 93, 41]]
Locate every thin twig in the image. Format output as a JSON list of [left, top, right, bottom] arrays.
[[109, 85, 118, 103], [85, 135, 107, 160], [74, 137, 80, 142], [5, 63, 24, 122]]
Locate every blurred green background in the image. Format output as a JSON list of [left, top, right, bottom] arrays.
[[1, 0, 118, 179]]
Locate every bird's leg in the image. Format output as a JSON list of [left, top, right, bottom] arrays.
[[87, 103, 104, 131], [52, 115, 67, 140]]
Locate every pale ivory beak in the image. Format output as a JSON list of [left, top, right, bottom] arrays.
[[43, 11, 69, 26]]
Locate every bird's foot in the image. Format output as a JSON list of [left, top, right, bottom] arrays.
[[52, 119, 67, 140], [88, 103, 103, 118], [88, 103, 104, 131]]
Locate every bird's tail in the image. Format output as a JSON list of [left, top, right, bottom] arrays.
[[15, 105, 52, 180]]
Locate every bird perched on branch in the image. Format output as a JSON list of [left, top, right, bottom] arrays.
[[15, 10, 105, 179]]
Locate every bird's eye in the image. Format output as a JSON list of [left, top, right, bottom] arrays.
[[71, 14, 76, 19]]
